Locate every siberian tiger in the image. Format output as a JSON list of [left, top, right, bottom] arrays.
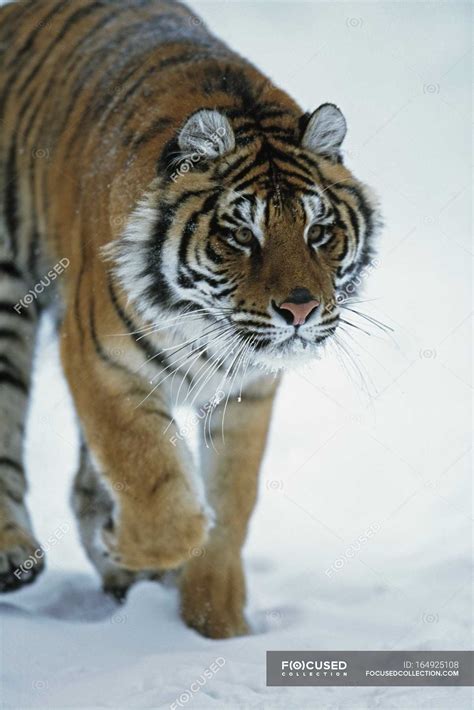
[[0, 0, 380, 638]]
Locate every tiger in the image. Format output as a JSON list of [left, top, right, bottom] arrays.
[[0, 0, 380, 638]]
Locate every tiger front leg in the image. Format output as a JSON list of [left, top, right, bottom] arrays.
[[61, 319, 209, 573], [180, 381, 277, 638]]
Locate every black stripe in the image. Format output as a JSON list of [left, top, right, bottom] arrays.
[[331, 211, 350, 263], [140, 407, 173, 423], [5, 0, 67, 69], [205, 241, 224, 265], [74, 248, 87, 347], [271, 146, 315, 175], [320, 313, 340, 326], [339, 185, 372, 230], [213, 284, 238, 299], [0, 328, 22, 343], [96, 56, 167, 132], [119, 48, 198, 99], [143, 192, 213, 311], [232, 173, 268, 194], [235, 123, 295, 143], [27, 229, 40, 279], [103, 51, 166, 124], [294, 151, 322, 173], [0, 261, 22, 279], [72, 33, 201, 145], [124, 117, 173, 149], [19, 11, 115, 148], [233, 121, 258, 135], [234, 317, 272, 329], [175, 270, 195, 291], [178, 263, 226, 290], [0, 372, 27, 394], [253, 337, 272, 350], [107, 277, 172, 373], [219, 214, 241, 229], [178, 212, 198, 266], [0, 457, 23, 473], [0, 2, 30, 45], [339, 186, 376, 270], [178, 193, 219, 268], [219, 154, 251, 180], [4, 144, 18, 257], [17, 2, 104, 96], [0, 488, 24, 505], [228, 158, 261, 187], [278, 169, 315, 188], [88, 298, 131, 375], [0, 354, 26, 380], [0, 303, 30, 320], [340, 199, 361, 241], [239, 308, 270, 318], [48, 13, 127, 142], [261, 126, 296, 139]]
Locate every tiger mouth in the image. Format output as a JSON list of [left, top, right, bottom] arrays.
[[230, 321, 338, 346], [226, 326, 337, 366], [169, 307, 338, 372]]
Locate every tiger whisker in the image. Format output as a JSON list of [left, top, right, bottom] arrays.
[[178, 336, 242, 446], [319, 176, 355, 196], [135, 326, 236, 410], [149, 324, 236, 386], [238, 334, 258, 400], [161, 334, 238, 437], [107, 306, 233, 339], [341, 306, 394, 334], [206, 335, 248, 450], [220, 335, 252, 444], [107, 305, 203, 337], [161, 318, 235, 363], [339, 317, 376, 339], [172, 328, 237, 409], [340, 296, 381, 306], [338, 323, 397, 381], [333, 332, 377, 403], [186, 334, 241, 407], [136, 319, 230, 374], [209, 341, 246, 446], [135, 307, 232, 340], [157, 315, 231, 353]]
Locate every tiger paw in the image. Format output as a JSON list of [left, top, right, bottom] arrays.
[[0, 523, 45, 592], [102, 486, 210, 571], [180, 552, 249, 638]]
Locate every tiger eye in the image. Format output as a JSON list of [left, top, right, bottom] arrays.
[[235, 227, 254, 245], [308, 223, 324, 243]]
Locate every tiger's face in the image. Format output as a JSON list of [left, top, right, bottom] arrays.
[[113, 104, 380, 371], [205, 185, 342, 366]]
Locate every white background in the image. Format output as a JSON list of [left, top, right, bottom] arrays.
[[1, 1, 472, 708]]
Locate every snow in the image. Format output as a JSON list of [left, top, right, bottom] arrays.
[[1, 1, 472, 708]]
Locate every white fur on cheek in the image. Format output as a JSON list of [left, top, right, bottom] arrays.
[[102, 190, 162, 324]]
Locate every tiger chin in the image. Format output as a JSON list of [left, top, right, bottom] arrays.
[[0, 0, 380, 638]]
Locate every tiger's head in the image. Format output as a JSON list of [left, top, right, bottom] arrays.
[[111, 103, 381, 371]]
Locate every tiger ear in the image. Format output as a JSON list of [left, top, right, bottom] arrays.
[[178, 109, 235, 160], [301, 103, 347, 159]]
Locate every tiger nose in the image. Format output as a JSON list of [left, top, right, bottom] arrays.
[[275, 288, 320, 326]]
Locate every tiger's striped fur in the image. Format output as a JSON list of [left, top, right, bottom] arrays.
[[0, 0, 380, 637]]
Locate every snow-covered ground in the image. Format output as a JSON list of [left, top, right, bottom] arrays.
[[1, 1, 472, 709]]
